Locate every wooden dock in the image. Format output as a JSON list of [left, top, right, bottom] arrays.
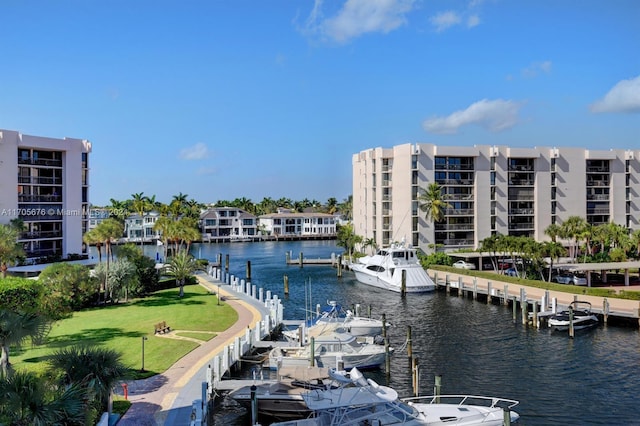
[[285, 251, 340, 266], [429, 270, 640, 328]]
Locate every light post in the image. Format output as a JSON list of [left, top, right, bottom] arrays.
[[141, 336, 148, 372], [217, 284, 221, 305]]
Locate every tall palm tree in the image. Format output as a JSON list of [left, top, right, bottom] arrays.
[[48, 344, 130, 420], [165, 249, 200, 297], [558, 216, 587, 261], [0, 370, 86, 426], [82, 228, 103, 262], [543, 241, 566, 282], [419, 182, 450, 223], [0, 310, 51, 376], [0, 224, 24, 279]]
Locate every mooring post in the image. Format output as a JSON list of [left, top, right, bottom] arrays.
[[283, 275, 289, 295], [337, 254, 342, 277], [458, 277, 463, 297], [434, 375, 442, 403], [504, 407, 511, 426], [246, 260, 251, 282], [486, 281, 492, 304], [533, 301, 539, 328], [401, 269, 407, 297], [217, 253, 222, 267], [385, 337, 391, 377], [446, 274, 450, 294], [285, 251, 290, 264], [225, 254, 229, 273], [310, 337, 315, 367], [473, 277, 478, 300], [250, 384, 257, 426], [569, 306, 575, 338], [512, 296, 517, 323], [503, 284, 509, 306], [407, 325, 413, 358], [382, 313, 387, 339], [603, 298, 609, 324], [368, 304, 372, 319], [299, 252, 303, 268]]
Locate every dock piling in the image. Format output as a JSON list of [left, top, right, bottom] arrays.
[[246, 261, 251, 282], [412, 357, 419, 396], [434, 375, 442, 403], [283, 275, 289, 295], [401, 269, 407, 296], [407, 325, 413, 358]]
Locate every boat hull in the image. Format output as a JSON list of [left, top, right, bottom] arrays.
[[350, 264, 436, 293]]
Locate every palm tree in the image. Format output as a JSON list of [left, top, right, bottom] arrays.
[[48, 344, 130, 420], [361, 237, 378, 255], [83, 228, 103, 262], [419, 182, 450, 223], [326, 197, 338, 215], [558, 216, 587, 261], [0, 310, 51, 376], [0, 370, 86, 426], [0, 224, 24, 279], [543, 241, 566, 282], [165, 249, 200, 297]]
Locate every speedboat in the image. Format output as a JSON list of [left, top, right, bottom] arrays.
[[349, 240, 436, 293], [268, 332, 391, 371], [269, 367, 520, 425], [548, 301, 599, 331], [227, 366, 331, 421]]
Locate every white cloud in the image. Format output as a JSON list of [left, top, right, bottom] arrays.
[[430, 11, 461, 33], [522, 60, 552, 78], [423, 99, 523, 134], [467, 14, 480, 28], [179, 143, 209, 160], [590, 75, 640, 114], [306, 0, 416, 43]]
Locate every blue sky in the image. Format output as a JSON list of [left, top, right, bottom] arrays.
[[2, 0, 638, 206]]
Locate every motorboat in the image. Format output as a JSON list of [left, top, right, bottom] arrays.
[[226, 366, 331, 421], [349, 240, 436, 293], [283, 301, 389, 342], [267, 332, 391, 371], [269, 367, 520, 425], [548, 301, 599, 331]]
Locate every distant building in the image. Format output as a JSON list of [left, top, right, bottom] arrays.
[[0, 129, 91, 260], [200, 207, 258, 239], [352, 143, 639, 252], [124, 211, 161, 242], [88, 207, 111, 231], [259, 208, 336, 237]]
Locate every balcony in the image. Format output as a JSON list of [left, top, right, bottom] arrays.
[[587, 194, 609, 201], [445, 208, 474, 216], [586, 166, 609, 173], [509, 179, 534, 186], [436, 179, 474, 185], [435, 223, 474, 231], [586, 181, 609, 187], [18, 194, 62, 203], [587, 208, 610, 215], [509, 208, 534, 215], [508, 223, 534, 230], [19, 230, 63, 240], [18, 158, 63, 167]]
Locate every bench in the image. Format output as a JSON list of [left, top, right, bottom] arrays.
[[154, 321, 171, 334]]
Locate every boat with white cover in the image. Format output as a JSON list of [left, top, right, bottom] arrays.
[[548, 301, 599, 331], [349, 240, 436, 293], [270, 367, 520, 425], [283, 301, 389, 342], [268, 332, 391, 371]]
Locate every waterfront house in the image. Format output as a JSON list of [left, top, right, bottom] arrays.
[[200, 207, 258, 240], [258, 208, 336, 237]]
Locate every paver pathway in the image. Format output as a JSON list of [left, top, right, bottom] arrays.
[[117, 274, 262, 426]]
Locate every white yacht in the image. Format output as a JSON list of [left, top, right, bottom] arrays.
[[349, 241, 436, 293], [268, 332, 391, 371], [270, 367, 520, 426]]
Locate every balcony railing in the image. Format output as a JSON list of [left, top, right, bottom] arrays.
[[436, 179, 474, 185], [19, 230, 63, 240], [445, 208, 474, 216], [447, 194, 474, 200], [435, 224, 474, 231], [587, 208, 610, 214], [18, 158, 63, 167], [18, 176, 63, 185], [587, 194, 609, 201], [18, 195, 62, 203], [586, 166, 609, 173], [586, 181, 609, 187], [509, 179, 534, 186], [509, 208, 534, 215], [434, 164, 475, 170], [508, 223, 534, 230]]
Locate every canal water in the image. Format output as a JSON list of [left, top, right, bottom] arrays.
[[147, 240, 639, 425]]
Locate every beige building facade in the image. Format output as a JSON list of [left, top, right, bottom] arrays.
[[352, 143, 639, 252], [0, 129, 91, 260]]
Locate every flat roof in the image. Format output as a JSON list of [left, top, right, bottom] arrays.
[[554, 261, 640, 272]]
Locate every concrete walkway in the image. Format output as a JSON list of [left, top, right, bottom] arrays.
[[117, 272, 267, 426]]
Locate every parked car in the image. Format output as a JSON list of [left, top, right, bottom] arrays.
[[552, 273, 587, 286], [453, 260, 476, 270], [505, 267, 518, 277]]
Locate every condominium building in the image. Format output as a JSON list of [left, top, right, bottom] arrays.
[[352, 143, 639, 252], [0, 129, 91, 260]]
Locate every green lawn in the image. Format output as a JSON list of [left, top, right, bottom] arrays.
[[11, 285, 238, 379]]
